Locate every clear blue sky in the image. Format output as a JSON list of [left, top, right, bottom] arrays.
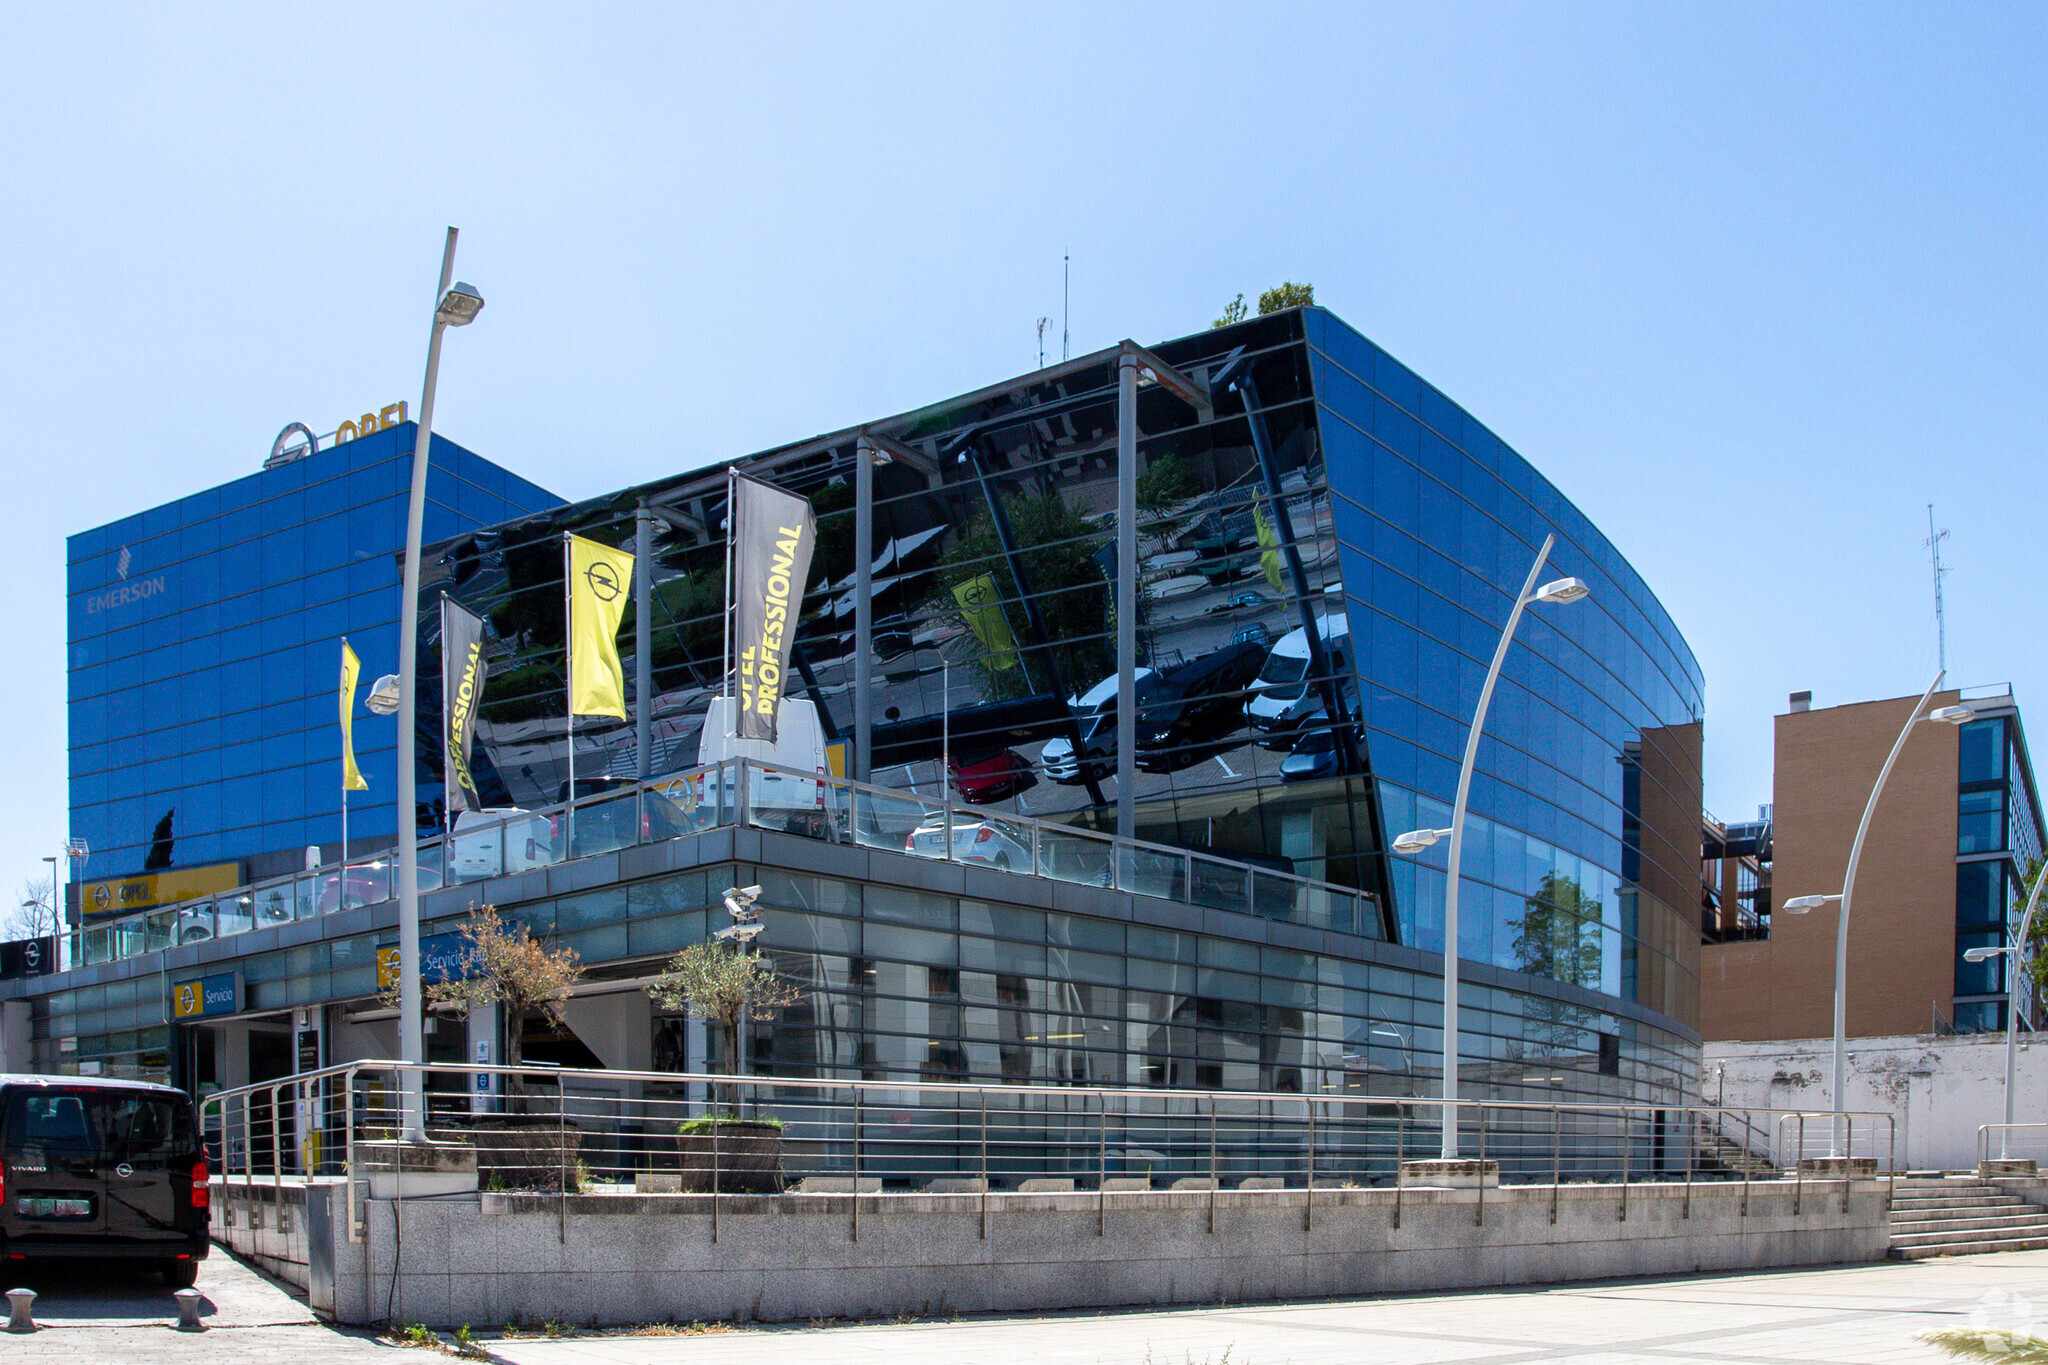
[[2, 4, 2042, 898]]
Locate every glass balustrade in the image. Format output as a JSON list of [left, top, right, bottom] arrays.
[[69, 759, 1381, 969]]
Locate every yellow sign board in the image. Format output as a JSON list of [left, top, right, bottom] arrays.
[[82, 863, 244, 918], [173, 981, 201, 1018], [377, 946, 402, 991]]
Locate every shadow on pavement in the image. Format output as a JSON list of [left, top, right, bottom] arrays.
[[0, 1259, 216, 1322]]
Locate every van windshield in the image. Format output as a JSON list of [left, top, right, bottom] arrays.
[[1255, 653, 1311, 701]]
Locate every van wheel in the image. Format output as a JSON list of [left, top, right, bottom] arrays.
[[162, 1260, 199, 1289]]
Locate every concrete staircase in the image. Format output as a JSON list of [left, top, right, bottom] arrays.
[[1889, 1176, 2048, 1258], [1693, 1118, 1776, 1178]]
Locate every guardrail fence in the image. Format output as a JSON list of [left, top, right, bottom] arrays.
[[201, 1061, 1894, 1242]]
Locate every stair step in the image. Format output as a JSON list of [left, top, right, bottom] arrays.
[[1891, 1225, 2048, 1248], [1892, 1234, 2048, 1259], [1891, 1214, 2048, 1235]]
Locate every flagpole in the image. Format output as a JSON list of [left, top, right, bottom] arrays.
[[563, 533, 576, 860], [722, 470, 735, 726], [340, 637, 350, 887]]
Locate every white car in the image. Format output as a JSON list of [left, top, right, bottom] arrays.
[[903, 812, 1033, 872], [448, 807, 555, 881]]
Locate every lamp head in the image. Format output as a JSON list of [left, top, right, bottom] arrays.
[[1780, 894, 1837, 914], [1533, 577, 1591, 605], [364, 674, 402, 716], [435, 281, 485, 327], [1392, 828, 1448, 855], [1962, 946, 2008, 963], [1928, 705, 1977, 726]]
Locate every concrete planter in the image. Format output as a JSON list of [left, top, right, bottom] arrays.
[[676, 1121, 782, 1193], [471, 1123, 585, 1192]]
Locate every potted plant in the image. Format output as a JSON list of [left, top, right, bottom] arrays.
[[646, 940, 798, 1192], [389, 904, 586, 1190]]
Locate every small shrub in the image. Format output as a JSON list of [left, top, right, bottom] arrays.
[[675, 1114, 783, 1135]]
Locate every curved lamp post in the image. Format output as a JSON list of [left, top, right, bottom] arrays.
[[1390, 532, 1589, 1161], [1779, 670, 1974, 1160], [396, 229, 484, 1141], [1962, 861, 2047, 1160]]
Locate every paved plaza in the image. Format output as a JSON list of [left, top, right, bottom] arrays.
[[7, 1248, 2048, 1362]]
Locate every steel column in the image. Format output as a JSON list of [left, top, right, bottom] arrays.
[[1115, 353, 1138, 843], [853, 438, 876, 783]]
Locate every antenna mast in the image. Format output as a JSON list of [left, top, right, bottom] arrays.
[[1062, 254, 1069, 361], [1036, 317, 1048, 370], [1925, 504, 1950, 672]]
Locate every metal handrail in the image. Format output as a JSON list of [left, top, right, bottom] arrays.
[[200, 1057, 1898, 1247], [68, 756, 1385, 972], [1979, 1122, 2048, 1166]]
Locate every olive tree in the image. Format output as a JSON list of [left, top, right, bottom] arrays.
[[646, 942, 798, 1108]]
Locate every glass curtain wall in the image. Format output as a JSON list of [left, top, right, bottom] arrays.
[[66, 426, 560, 878]]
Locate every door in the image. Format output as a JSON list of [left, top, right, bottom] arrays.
[[247, 1030, 294, 1174], [2, 1087, 105, 1243], [94, 1091, 199, 1247]]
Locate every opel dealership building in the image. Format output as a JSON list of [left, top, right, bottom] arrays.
[[17, 306, 1706, 1122]]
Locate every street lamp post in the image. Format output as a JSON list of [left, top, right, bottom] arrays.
[[715, 885, 765, 1083], [1780, 670, 1974, 1160], [395, 228, 485, 1142], [1962, 861, 2047, 1160], [1389, 533, 1589, 1162]]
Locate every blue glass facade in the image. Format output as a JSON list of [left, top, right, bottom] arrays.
[[66, 425, 561, 880], [39, 307, 1705, 1106]]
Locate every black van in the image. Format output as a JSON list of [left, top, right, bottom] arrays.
[[0, 1076, 209, 1285]]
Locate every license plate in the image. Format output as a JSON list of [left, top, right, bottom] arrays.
[[17, 1197, 92, 1218]]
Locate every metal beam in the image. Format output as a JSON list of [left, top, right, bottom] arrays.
[[853, 437, 877, 783], [1120, 341, 1211, 421], [1116, 353, 1139, 842]]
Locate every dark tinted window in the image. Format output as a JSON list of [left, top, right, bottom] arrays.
[[10, 1094, 94, 1150], [97, 1096, 189, 1158]]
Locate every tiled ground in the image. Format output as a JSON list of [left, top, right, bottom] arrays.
[[11, 1247, 2048, 1363]]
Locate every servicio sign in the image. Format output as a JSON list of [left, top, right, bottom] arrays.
[[172, 973, 238, 1020]]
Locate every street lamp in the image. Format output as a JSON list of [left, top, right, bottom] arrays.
[[1389, 533, 1589, 1162], [1778, 671, 1973, 1159], [714, 886, 766, 1080], [1960, 862, 2047, 1160], [396, 228, 485, 1142]]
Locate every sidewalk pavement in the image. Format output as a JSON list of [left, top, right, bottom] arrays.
[[486, 1250, 2048, 1365], [6, 1247, 2048, 1363]]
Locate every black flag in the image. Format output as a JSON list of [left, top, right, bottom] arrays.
[[729, 472, 818, 742], [441, 596, 488, 813]]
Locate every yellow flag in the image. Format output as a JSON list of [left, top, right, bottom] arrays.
[[1253, 497, 1285, 593], [567, 534, 635, 719], [339, 641, 368, 791], [952, 573, 1019, 670]]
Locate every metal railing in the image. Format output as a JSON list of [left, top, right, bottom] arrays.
[[1979, 1123, 2048, 1167], [199, 1060, 1896, 1243], [70, 759, 1383, 970]]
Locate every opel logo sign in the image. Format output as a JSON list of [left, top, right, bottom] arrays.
[[115, 1163, 133, 1180], [22, 941, 39, 969], [92, 884, 111, 911], [583, 561, 622, 602]]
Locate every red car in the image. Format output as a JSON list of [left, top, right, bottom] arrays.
[[947, 748, 1038, 804]]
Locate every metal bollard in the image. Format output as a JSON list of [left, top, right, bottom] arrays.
[[5, 1288, 34, 1333], [174, 1288, 204, 1331]]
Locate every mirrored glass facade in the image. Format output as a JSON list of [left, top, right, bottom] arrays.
[[66, 425, 561, 879], [45, 307, 1706, 1107]]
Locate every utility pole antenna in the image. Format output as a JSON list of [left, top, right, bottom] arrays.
[[1062, 254, 1070, 361], [1036, 317, 1048, 370], [1925, 503, 1950, 673]]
